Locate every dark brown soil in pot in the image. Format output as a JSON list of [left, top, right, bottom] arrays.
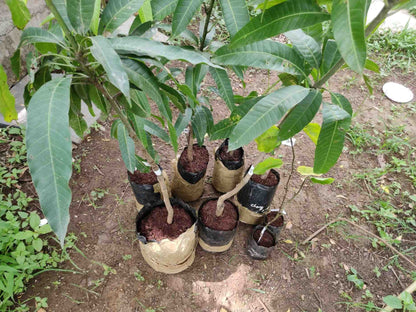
[[266, 212, 284, 227], [139, 205, 193, 241], [179, 145, 209, 172], [199, 199, 238, 231], [253, 229, 275, 247], [128, 170, 158, 185], [219, 142, 243, 162], [251, 171, 279, 186]]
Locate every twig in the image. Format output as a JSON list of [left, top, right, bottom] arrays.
[[381, 279, 416, 312], [391, 267, 404, 289], [302, 217, 416, 270], [199, 0, 216, 51], [257, 298, 271, 312], [93, 165, 104, 176]]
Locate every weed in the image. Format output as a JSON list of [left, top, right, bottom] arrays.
[[346, 267, 365, 290], [122, 254, 132, 261], [134, 270, 145, 282], [83, 188, 109, 209]]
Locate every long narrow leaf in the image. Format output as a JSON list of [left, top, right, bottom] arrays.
[[20, 27, 64, 47], [320, 40, 341, 76], [99, 0, 145, 34], [191, 105, 207, 146], [209, 67, 235, 111], [277, 89, 322, 141], [229, 0, 329, 48], [51, 0, 75, 31], [6, 0, 30, 30], [285, 29, 322, 69], [332, 0, 366, 74], [110, 37, 221, 68], [214, 40, 309, 78], [219, 0, 250, 38], [0, 65, 18, 122], [172, 0, 204, 37], [90, 36, 130, 101], [228, 86, 309, 150], [26, 77, 72, 245], [313, 103, 351, 174], [67, 0, 95, 34], [152, 0, 178, 20], [117, 122, 136, 173]]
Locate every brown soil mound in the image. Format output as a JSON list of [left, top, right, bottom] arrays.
[[179, 145, 209, 173], [266, 212, 284, 227], [139, 205, 193, 241], [200, 199, 238, 231], [253, 229, 275, 247], [219, 142, 243, 162], [128, 170, 157, 185], [251, 171, 278, 187]]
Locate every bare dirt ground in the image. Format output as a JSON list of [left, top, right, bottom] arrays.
[[20, 67, 416, 312]]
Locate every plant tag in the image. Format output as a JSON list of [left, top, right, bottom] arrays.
[[154, 168, 162, 176], [248, 165, 254, 175], [40, 218, 48, 226]]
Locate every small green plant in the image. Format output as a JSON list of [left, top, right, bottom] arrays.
[[134, 270, 145, 282], [83, 188, 109, 209], [347, 267, 365, 290], [34, 297, 48, 310], [122, 254, 132, 260], [383, 292, 416, 311]]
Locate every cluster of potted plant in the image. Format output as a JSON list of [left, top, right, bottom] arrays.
[[0, 0, 405, 274]]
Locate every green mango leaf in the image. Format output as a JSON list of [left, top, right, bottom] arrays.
[[310, 177, 334, 184], [278, 73, 298, 86], [159, 83, 186, 113], [253, 157, 283, 175], [229, 0, 329, 48], [330, 92, 353, 115], [51, 0, 75, 32], [332, 0, 367, 74], [228, 86, 309, 150], [202, 106, 214, 135], [89, 85, 109, 115], [128, 114, 149, 150], [393, 0, 416, 10], [11, 49, 21, 80], [277, 89, 322, 141], [90, 36, 130, 102], [382, 296, 402, 309], [255, 126, 280, 153], [175, 108, 192, 136], [320, 40, 341, 76], [303, 122, 321, 145], [138, 0, 153, 22], [0, 65, 18, 122], [285, 29, 322, 69], [257, 0, 287, 10], [67, 0, 96, 34], [172, 0, 204, 37], [130, 89, 151, 117], [69, 92, 87, 137], [167, 120, 178, 153], [110, 36, 221, 68], [364, 59, 380, 73], [20, 27, 65, 47], [313, 103, 351, 174], [209, 67, 235, 111], [152, 0, 178, 20], [363, 75, 373, 95], [218, 0, 250, 38], [6, 0, 30, 30], [117, 122, 136, 173], [210, 118, 236, 141], [26, 77, 72, 246], [99, 0, 145, 34], [191, 105, 207, 146], [214, 40, 309, 78], [143, 119, 170, 142], [90, 0, 101, 35], [297, 166, 320, 176], [33, 67, 52, 91]]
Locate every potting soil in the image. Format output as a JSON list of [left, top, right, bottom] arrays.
[[128, 170, 158, 185], [267, 212, 284, 227], [179, 145, 209, 172], [199, 199, 238, 231], [251, 171, 279, 186], [253, 229, 275, 247]]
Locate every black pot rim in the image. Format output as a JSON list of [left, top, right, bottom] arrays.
[[198, 197, 239, 232], [177, 144, 209, 184], [136, 198, 197, 244], [251, 224, 276, 247], [215, 139, 244, 170], [248, 168, 280, 190]]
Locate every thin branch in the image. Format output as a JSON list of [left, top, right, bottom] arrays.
[[277, 138, 296, 212], [302, 217, 416, 270], [199, 0, 216, 51]]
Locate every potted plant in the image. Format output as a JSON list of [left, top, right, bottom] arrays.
[[0, 0, 404, 270]]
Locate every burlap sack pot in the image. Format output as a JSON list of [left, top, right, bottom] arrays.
[[136, 199, 198, 274], [198, 198, 239, 253], [212, 139, 245, 193], [171, 145, 208, 202], [236, 169, 280, 224], [129, 169, 171, 212]]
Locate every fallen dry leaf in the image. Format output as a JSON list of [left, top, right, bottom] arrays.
[[285, 221, 293, 230]]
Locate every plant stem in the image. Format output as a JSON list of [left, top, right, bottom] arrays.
[[277, 138, 296, 213], [187, 125, 194, 162], [199, 0, 216, 51], [216, 165, 254, 216], [312, 0, 399, 89]]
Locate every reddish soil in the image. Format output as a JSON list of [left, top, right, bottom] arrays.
[[251, 170, 279, 186], [267, 212, 284, 227], [179, 145, 209, 172], [219, 142, 243, 162], [253, 229, 275, 247], [139, 205, 194, 241], [128, 170, 157, 185], [199, 199, 238, 231]]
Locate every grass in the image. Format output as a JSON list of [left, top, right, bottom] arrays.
[[367, 28, 416, 73]]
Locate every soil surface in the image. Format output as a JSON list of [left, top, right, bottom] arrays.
[[200, 199, 238, 231], [251, 170, 279, 186], [253, 229, 275, 248], [266, 212, 284, 227], [128, 170, 157, 185], [179, 145, 209, 173], [139, 205, 194, 241], [17, 67, 416, 312], [219, 142, 243, 162]]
